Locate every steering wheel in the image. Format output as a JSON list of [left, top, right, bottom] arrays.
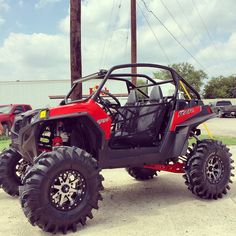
[[98, 91, 121, 116]]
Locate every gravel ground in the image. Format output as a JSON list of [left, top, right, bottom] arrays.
[[0, 146, 236, 236], [0, 117, 236, 236], [200, 117, 236, 136]]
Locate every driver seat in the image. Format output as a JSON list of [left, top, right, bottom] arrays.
[[111, 86, 166, 147], [115, 90, 138, 131], [110, 90, 139, 147], [126, 90, 138, 105]]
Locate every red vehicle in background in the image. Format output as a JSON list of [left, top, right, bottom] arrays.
[[0, 104, 32, 136]]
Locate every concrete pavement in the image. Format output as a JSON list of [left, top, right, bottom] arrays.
[[0, 146, 236, 236], [200, 117, 236, 137]]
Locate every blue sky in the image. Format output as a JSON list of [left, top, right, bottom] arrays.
[[0, 0, 236, 82], [0, 0, 67, 41]]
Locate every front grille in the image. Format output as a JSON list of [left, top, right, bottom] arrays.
[[12, 110, 39, 135], [14, 119, 23, 133]]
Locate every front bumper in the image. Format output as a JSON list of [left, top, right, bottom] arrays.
[[11, 110, 40, 163]]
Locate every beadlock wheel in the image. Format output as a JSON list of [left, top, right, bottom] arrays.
[[206, 155, 224, 184], [0, 148, 26, 196], [49, 170, 87, 211], [184, 139, 234, 200], [19, 146, 103, 234]]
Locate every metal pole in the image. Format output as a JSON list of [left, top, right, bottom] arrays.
[[131, 0, 137, 85], [70, 0, 82, 99]]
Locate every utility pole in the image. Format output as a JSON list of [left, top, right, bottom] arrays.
[[131, 0, 137, 85], [70, 0, 82, 99]]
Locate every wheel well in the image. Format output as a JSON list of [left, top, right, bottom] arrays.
[[1, 121, 10, 127], [69, 116, 104, 159], [37, 115, 104, 160]]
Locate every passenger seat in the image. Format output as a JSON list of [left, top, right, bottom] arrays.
[[131, 85, 166, 146]]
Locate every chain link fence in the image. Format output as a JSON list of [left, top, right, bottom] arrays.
[[0, 136, 11, 152]]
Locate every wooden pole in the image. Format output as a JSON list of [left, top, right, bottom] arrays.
[[70, 0, 82, 99], [131, 0, 137, 85]]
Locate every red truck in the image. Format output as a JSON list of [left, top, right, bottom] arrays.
[[0, 104, 32, 136]]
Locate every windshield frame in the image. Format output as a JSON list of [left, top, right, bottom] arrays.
[[64, 72, 101, 104]]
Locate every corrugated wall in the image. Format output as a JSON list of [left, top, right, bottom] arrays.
[[0, 80, 70, 109], [1, 80, 235, 110]]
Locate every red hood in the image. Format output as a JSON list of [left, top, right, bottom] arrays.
[[49, 99, 112, 140], [49, 100, 99, 117], [0, 113, 10, 121]]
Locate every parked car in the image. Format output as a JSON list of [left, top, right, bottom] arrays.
[[0, 104, 32, 136], [0, 122, 3, 136], [210, 100, 236, 118]]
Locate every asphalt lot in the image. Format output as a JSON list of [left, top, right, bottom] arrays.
[[200, 117, 236, 136], [0, 117, 236, 236]]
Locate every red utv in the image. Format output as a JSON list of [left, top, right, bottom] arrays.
[[0, 64, 233, 234], [0, 104, 32, 136]]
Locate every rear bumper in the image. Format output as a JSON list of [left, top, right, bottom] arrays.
[[221, 111, 236, 116]]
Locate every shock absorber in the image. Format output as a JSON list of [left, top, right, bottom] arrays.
[[52, 136, 63, 147]]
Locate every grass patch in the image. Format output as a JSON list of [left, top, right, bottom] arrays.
[[0, 135, 10, 141], [1, 134, 235, 153], [0, 138, 11, 151], [190, 135, 236, 146]]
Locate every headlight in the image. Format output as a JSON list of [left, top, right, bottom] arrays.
[[39, 110, 48, 119]]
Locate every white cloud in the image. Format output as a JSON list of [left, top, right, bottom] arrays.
[[0, 0, 9, 27], [196, 33, 236, 76], [18, 1, 24, 7], [35, 0, 62, 9], [0, 0, 9, 11], [0, 0, 235, 84], [0, 33, 70, 81], [58, 14, 69, 34], [58, 0, 132, 73], [0, 16, 4, 26]]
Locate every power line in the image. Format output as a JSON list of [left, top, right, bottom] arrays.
[[140, 0, 206, 70], [175, 0, 199, 39], [99, 0, 116, 68], [191, 0, 213, 43], [191, 0, 221, 61], [159, 0, 199, 53], [137, 2, 171, 64], [103, 0, 123, 66], [176, 0, 220, 73], [124, 15, 130, 59]]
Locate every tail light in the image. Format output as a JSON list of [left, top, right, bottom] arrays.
[[207, 106, 213, 114]]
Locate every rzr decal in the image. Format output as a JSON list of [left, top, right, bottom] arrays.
[[178, 108, 194, 117], [170, 106, 202, 131], [97, 117, 110, 125]]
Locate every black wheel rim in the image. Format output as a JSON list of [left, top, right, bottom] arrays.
[[49, 170, 87, 211], [206, 155, 224, 184]]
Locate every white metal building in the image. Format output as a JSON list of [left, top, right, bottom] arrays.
[[0, 76, 178, 110], [0, 80, 71, 109]]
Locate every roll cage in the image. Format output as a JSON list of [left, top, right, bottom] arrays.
[[65, 63, 201, 105]]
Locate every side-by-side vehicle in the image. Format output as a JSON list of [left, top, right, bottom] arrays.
[[0, 64, 233, 234]]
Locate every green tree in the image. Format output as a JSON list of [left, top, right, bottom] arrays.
[[153, 62, 207, 93], [136, 79, 148, 99], [204, 75, 236, 98]]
